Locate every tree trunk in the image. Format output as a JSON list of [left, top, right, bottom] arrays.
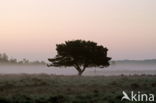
[[74, 64, 86, 76], [78, 71, 83, 76], [77, 67, 86, 76]]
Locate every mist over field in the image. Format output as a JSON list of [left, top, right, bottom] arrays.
[[0, 60, 156, 76]]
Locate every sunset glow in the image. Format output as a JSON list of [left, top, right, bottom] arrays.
[[0, 0, 156, 61]]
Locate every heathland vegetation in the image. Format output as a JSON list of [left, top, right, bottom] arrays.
[[0, 74, 155, 103]]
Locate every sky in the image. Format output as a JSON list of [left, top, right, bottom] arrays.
[[0, 0, 156, 61]]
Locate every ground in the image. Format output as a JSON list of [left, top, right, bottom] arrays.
[[0, 74, 155, 103]]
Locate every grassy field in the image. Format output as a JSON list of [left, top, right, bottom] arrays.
[[0, 74, 155, 103]]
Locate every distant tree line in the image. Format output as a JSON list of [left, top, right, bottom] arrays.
[[0, 53, 46, 65]]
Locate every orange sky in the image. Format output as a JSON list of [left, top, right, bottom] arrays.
[[0, 0, 156, 61]]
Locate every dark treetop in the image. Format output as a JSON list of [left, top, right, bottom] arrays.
[[48, 40, 111, 76]]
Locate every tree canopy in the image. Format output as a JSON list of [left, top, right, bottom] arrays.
[[48, 40, 111, 76]]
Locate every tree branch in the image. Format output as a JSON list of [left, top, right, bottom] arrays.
[[73, 63, 81, 72]]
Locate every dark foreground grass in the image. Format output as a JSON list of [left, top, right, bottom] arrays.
[[0, 74, 155, 103]]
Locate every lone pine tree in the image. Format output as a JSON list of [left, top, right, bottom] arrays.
[[48, 40, 111, 76]]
